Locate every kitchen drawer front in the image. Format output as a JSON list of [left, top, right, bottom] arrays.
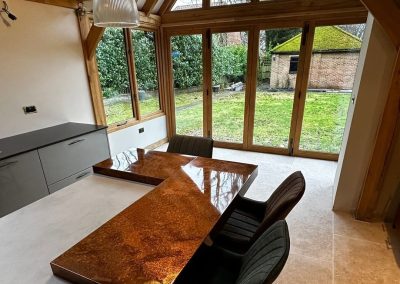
[[48, 168, 93, 194], [39, 129, 110, 185], [0, 150, 49, 217]]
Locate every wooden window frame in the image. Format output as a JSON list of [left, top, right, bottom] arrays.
[[129, 28, 164, 117], [94, 26, 165, 134], [246, 23, 305, 156], [292, 19, 368, 161], [208, 26, 252, 149], [164, 29, 206, 139]]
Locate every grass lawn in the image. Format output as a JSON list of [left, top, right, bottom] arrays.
[[104, 96, 161, 125], [300, 92, 350, 153], [105, 91, 351, 154], [174, 91, 350, 153]]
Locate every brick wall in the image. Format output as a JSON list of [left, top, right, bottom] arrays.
[[270, 52, 360, 90]]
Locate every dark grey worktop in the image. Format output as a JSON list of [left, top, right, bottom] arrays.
[[0, 123, 107, 161]]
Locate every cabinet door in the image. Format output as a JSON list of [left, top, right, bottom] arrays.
[[38, 129, 110, 185], [0, 151, 49, 217]]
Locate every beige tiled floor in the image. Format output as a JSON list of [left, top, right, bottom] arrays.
[[156, 145, 400, 283]]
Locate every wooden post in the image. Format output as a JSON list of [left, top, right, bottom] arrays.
[[77, 14, 107, 125], [356, 50, 400, 220]]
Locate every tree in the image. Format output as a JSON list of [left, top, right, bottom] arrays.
[[338, 24, 366, 39], [259, 28, 302, 54]]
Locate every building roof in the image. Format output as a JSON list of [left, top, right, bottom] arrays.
[[271, 26, 362, 54]]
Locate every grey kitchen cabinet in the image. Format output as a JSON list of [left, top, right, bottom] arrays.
[[39, 129, 110, 190], [0, 150, 49, 217], [0, 123, 110, 216]]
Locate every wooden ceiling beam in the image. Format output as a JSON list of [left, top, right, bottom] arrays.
[[161, 0, 367, 26], [26, 0, 78, 9], [138, 11, 161, 28], [361, 0, 400, 48], [158, 0, 177, 16], [141, 0, 158, 16], [86, 25, 105, 59]]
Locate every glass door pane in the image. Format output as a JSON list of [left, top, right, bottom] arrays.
[[253, 28, 302, 148], [211, 31, 248, 143], [171, 34, 203, 136], [299, 24, 366, 153]]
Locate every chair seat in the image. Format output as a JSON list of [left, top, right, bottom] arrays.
[[175, 221, 290, 284], [214, 209, 261, 252], [213, 171, 305, 254]]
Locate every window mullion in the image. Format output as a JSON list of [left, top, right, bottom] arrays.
[[124, 28, 141, 121]]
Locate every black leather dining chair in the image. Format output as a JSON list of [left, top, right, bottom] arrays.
[[175, 220, 290, 284], [212, 171, 305, 253], [167, 134, 214, 158]]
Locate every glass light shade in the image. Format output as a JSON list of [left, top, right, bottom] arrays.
[[93, 0, 140, 28]]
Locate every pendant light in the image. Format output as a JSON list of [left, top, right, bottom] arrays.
[[93, 0, 140, 28]]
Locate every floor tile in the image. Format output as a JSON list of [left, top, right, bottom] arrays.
[[289, 220, 333, 262], [334, 212, 388, 244], [334, 235, 400, 283], [276, 253, 333, 284]]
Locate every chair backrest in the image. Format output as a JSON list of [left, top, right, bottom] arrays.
[[253, 171, 305, 241], [167, 135, 214, 158], [236, 220, 290, 284]]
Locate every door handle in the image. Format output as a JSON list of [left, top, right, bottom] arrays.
[[75, 171, 90, 180], [68, 138, 86, 146], [0, 161, 18, 169]]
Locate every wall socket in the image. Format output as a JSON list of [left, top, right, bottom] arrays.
[[23, 106, 37, 114], [139, 127, 144, 133]]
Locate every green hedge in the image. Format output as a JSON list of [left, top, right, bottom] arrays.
[[96, 28, 130, 98], [96, 31, 250, 97]]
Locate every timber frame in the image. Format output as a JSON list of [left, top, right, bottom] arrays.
[[79, 13, 166, 133], [24, 0, 400, 221]]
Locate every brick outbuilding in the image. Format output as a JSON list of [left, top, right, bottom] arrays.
[[270, 26, 362, 90]]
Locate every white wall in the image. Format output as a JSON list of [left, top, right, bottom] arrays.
[[108, 116, 167, 156], [0, 0, 95, 139], [333, 14, 398, 212]]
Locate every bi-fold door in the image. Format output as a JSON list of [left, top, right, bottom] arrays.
[[166, 22, 366, 160]]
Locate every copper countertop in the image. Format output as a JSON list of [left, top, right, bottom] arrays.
[[51, 149, 258, 284]]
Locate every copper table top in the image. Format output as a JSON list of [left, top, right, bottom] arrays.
[[51, 149, 258, 284]]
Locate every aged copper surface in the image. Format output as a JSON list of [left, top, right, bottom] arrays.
[[93, 149, 194, 185], [51, 149, 258, 284]]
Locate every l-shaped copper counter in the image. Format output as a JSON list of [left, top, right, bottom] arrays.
[[51, 148, 258, 283]]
